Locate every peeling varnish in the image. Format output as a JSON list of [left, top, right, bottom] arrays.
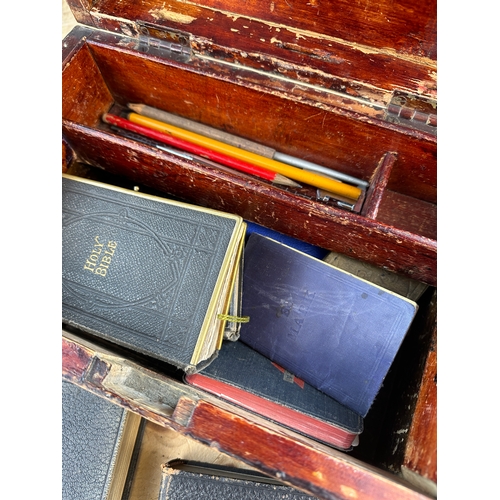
[[92, 12, 137, 25], [149, 8, 196, 24], [198, 53, 387, 110], [116, 38, 137, 48], [312, 470, 324, 481], [339, 485, 358, 498], [176, 1, 436, 67]]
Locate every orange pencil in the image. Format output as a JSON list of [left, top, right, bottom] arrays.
[[126, 112, 362, 201], [103, 113, 300, 187]]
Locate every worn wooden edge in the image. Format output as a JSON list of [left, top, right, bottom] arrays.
[[62, 120, 437, 285], [62, 332, 433, 500], [62, 25, 94, 64], [362, 152, 397, 219], [402, 327, 437, 490], [181, 398, 432, 500]]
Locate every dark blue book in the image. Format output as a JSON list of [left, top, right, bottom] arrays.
[[244, 221, 329, 259], [238, 233, 418, 417], [185, 340, 362, 451]]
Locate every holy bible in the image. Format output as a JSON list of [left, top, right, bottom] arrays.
[[62, 175, 245, 372]]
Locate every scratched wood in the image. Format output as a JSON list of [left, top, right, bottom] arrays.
[[70, 0, 436, 99], [62, 332, 434, 500], [62, 26, 436, 284], [402, 327, 437, 488], [61, 2, 437, 494]]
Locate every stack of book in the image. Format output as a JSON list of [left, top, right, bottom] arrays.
[[185, 232, 418, 451], [62, 173, 419, 497]]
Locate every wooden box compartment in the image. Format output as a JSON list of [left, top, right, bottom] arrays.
[[62, 0, 436, 286], [62, 1, 437, 498]]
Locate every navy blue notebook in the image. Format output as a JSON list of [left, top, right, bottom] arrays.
[[244, 221, 329, 260], [185, 340, 362, 450], [238, 233, 418, 417]]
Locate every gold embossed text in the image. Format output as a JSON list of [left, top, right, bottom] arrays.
[[83, 236, 117, 277]]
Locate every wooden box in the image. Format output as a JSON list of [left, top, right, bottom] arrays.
[[62, 0, 437, 498]]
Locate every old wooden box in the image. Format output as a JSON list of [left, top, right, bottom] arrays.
[[62, 0, 437, 498]]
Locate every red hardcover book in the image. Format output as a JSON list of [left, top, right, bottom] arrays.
[[185, 340, 363, 451]]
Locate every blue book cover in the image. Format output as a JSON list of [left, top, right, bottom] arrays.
[[186, 340, 362, 451], [238, 233, 418, 417], [244, 221, 329, 260]]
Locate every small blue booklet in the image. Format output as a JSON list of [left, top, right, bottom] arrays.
[[238, 233, 418, 417]]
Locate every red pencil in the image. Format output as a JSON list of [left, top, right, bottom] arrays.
[[102, 113, 300, 187]]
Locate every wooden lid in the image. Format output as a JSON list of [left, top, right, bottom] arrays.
[[68, 0, 436, 104]]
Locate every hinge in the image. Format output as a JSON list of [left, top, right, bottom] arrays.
[[385, 91, 437, 136], [119, 20, 192, 59]]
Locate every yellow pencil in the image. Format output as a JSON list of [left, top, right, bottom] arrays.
[[126, 112, 362, 201]]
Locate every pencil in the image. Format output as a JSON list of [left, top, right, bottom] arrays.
[[127, 103, 369, 188], [109, 125, 299, 187], [102, 113, 301, 188], [126, 111, 362, 201]]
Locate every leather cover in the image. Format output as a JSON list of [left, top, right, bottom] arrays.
[[62, 175, 245, 372], [185, 340, 362, 450], [239, 233, 418, 417], [62, 380, 141, 500], [158, 462, 317, 499]]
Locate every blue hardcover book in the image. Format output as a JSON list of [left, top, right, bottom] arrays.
[[244, 221, 329, 260], [185, 340, 362, 451], [238, 233, 418, 417]]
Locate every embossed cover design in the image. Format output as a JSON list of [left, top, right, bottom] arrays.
[[185, 340, 362, 450], [239, 233, 418, 417], [62, 175, 245, 372], [158, 462, 317, 499], [62, 380, 141, 500]]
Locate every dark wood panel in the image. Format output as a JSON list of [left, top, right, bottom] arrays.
[[90, 0, 436, 59], [62, 121, 437, 285]]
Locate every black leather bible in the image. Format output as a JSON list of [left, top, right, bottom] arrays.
[[158, 460, 318, 499], [62, 380, 142, 500], [62, 175, 245, 372]]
